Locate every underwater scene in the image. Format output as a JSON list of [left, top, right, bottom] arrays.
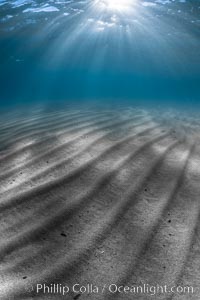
[[0, 0, 200, 299], [0, 0, 200, 107]]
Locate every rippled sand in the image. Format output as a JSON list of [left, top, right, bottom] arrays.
[[0, 104, 200, 300]]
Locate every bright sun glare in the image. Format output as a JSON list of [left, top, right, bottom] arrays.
[[101, 0, 133, 11]]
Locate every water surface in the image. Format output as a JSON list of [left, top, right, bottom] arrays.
[[0, 0, 200, 109]]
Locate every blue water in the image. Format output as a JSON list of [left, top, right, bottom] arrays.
[[0, 0, 200, 109]]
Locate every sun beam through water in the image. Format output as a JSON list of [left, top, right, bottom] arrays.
[[98, 0, 134, 12]]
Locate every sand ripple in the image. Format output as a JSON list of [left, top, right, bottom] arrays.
[[0, 105, 200, 300]]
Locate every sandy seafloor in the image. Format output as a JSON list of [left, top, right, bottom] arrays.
[[0, 103, 200, 300]]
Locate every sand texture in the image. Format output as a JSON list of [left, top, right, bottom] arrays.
[[0, 105, 200, 300]]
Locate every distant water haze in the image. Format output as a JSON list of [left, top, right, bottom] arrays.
[[0, 0, 200, 109]]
